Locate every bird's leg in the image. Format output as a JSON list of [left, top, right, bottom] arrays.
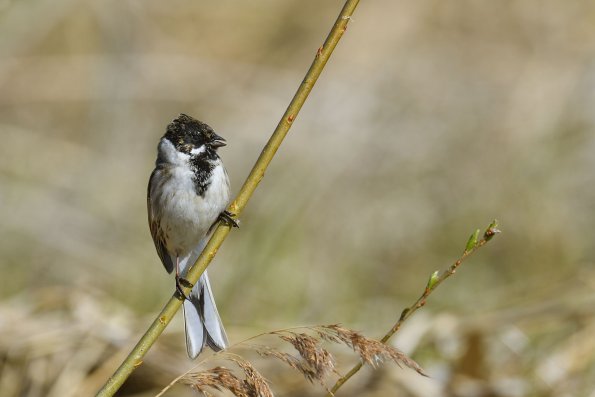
[[175, 256, 193, 301], [218, 210, 240, 228]]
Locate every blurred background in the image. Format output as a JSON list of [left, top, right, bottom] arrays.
[[1, 0, 594, 396]]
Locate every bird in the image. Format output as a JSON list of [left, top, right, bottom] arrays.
[[147, 113, 237, 358]]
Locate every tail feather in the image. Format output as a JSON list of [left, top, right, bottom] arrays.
[[201, 272, 229, 351], [183, 298, 206, 358], [183, 270, 228, 359]]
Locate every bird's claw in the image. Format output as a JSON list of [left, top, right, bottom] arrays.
[[175, 275, 194, 300], [219, 210, 240, 228]]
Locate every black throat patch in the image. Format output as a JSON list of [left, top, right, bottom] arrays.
[[190, 149, 219, 197]]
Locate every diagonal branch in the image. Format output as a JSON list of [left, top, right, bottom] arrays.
[[96, 1, 361, 396]]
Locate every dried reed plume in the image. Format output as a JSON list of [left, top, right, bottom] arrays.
[[182, 355, 272, 397], [170, 324, 425, 397], [256, 331, 336, 386], [315, 324, 427, 375]]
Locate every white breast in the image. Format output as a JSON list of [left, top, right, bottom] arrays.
[[151, 139, 230, 257]]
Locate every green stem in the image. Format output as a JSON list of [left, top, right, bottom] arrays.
[[96, 1, 360, 396], [325, 224, 499, 397]]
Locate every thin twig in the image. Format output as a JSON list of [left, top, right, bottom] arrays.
[[95, 1, 361, 396], [325, 221, 501, 396]]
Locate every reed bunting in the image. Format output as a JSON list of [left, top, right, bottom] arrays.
[[147, 114, 236, 358]]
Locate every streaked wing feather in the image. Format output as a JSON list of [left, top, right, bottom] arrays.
[[148, 169, 174, 273]]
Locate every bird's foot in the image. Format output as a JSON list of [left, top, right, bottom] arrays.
[[175, 275, 194, 301], [219, 210, 240, 228]]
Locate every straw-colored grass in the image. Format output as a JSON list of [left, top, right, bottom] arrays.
[[1, 0, 595, 396]]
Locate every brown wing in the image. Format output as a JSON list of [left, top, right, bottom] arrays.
[[148, 169, 175, 274]]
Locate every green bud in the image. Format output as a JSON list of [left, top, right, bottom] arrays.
[[426, 270, 440, 290], [484, 219, 501, 241], [465, 229, 480, 252], [399, 308, 410, 321]]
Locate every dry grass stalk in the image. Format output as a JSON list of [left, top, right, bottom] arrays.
[[257, 331, 336, 385], [176, 324, 424, 396], [315, 324, 428, 376], [181, 356, 272, 397]]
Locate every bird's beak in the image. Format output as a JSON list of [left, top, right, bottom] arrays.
[[210, 133, 227, 148]]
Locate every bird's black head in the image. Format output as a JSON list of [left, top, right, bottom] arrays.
[[164, 114, 226, 156]]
